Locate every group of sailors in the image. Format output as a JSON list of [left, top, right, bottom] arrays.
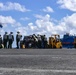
[[22, 34, 47, 48], [0, 31, 22, 49], [0, 31, 47, 49]]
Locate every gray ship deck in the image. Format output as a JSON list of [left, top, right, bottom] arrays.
[[0, 48, 76, 75]]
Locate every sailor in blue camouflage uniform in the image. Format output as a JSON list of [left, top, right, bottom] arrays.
[[8, 32, 14, 48], [3, 32, 8, 48], [16, 31, 22, 49]]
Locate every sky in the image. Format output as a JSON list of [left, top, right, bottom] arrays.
[[0, 0, 76, 40]]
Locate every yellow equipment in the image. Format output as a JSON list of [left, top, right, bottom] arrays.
[[49, 34, 62, 48], [22, 44, 25, 49]]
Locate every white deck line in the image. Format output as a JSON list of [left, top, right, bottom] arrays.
[[0, 68, 76, 73]]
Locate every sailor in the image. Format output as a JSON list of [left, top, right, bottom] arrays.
[[43, 35, 47, 48], [8, 32, 14, 48], [0, 35, 3, 49], [23, 36, 28, 48], [3, 32, 8, 48], [32, 34, 38, 48], [16, 31, 22, 49], [37, 34, 42, 48]]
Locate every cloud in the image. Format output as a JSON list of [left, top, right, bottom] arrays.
[[58, 13, 76, 34], [0, 15, 23, 38], [57, 0, 76, 12], [0, 15, 22, 28], [42, 6, 54, 13], [1, 14, 75, 38], [0, 29, 5, 35], [15, 14, 55, 36], [35, 14, 51, 21], [16, 13, 76, 37], [20, 17, 30, 21], [0, 15, 16, 25], [15, 26, 28, 35], [0, 15, 22, 37], [0, 2, 30, 12]]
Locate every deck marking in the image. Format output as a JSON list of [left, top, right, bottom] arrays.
[[0, 68, 76, 73]]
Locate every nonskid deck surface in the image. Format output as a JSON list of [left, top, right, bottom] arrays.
[[0, 49, 76, 75]]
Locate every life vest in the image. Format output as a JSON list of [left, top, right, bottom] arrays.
[[17, 34, 22, 39], [33, 35, 38, 42], [44, 37, 47, 41], [8, 34, 13, 39], [37, 36, 41, 41], [4, 34, 8, 39]]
